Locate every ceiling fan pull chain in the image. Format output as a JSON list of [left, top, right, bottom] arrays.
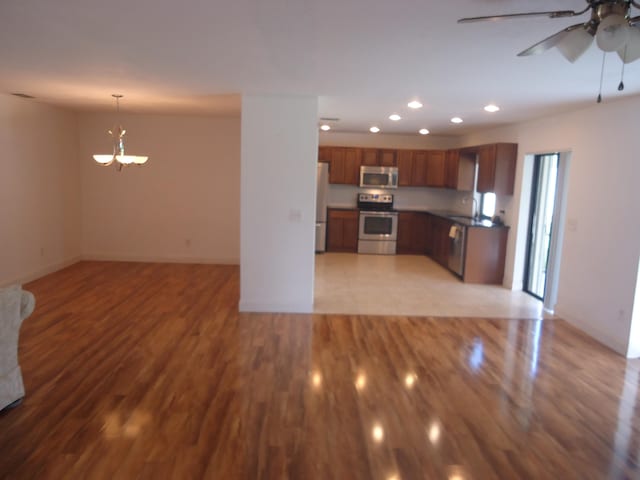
[[597, 52, 606, 103], [618, 46, 627, 91]]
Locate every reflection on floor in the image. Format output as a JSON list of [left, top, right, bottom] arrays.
[[315, 253, 544, 318], [3, 262, 639, 479]]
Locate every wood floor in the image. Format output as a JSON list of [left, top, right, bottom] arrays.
[[1, 262, 639, 479]]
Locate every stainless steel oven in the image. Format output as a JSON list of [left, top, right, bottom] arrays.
[[357, 193, 398, 255], [360, 166, 398, 189]]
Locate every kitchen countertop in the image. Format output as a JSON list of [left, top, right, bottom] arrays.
[[420, 210, 508, 229], [327, 206, 507, 228]]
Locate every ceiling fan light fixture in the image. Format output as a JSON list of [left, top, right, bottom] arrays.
[[596, 14, 630, 52], [618, 25, 640, 63], [556, 26, 594, 62]]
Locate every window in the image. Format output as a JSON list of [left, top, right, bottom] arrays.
[[480, 192, 496, 219]]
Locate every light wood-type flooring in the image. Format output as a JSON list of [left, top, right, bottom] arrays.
[[2, 261, 639, 479], [315, 253, 543, 318]]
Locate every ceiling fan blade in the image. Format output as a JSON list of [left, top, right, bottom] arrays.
[[517, 24, 586, 57], [458, 10, 582, 24], [617, 25, 640, 63]]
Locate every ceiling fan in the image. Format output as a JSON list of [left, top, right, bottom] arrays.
[[459, 0, 640, 64]]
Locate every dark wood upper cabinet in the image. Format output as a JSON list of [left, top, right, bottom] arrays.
[[445, 149, 460, 189], [425, 150, 446, 188], [318, 146, 332, 163], [476, 143, 517, 195], [397, 150, 413, 187], [324, 147, 361, 185], [361, 148, 379, 166], [412, 151, 429, 186], [379, 149, 397, 166], [318, 143, 516, 192], [344, 148, 361, 185]]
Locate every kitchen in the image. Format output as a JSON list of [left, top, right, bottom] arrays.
[[313, 141, 543, 318]]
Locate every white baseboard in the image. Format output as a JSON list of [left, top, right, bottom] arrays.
[[555, 305, 628, 356], [81, 253, 239, 265], [2, 256, 82, 287], [239, 300, 313, 314]]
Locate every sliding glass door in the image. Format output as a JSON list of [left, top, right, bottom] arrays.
[[524, 153, 559, 300]]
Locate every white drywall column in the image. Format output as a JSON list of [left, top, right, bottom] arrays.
[[240, 95, 318, 313]]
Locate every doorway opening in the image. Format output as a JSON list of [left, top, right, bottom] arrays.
[[524, 153, 559, 300]]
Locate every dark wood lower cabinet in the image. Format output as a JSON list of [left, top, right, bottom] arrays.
[[397, 212, 429, 255], [327, 209, 359, 252], [427, 214, 453, 267], [464, 227, 509, 284]]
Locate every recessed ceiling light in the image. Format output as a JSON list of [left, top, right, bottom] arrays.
[[408, 100, 423, 109], [389, 114, 402, 121], [370, 126, 381, 133], [320, 124, 331, 131], [484, 104, 500, 113], [419, 128, 430, 135], [451, 117, 463, 124]]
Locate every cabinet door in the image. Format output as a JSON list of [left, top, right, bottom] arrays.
[[380, 149, 397, 166], [494, 143, 517, 195], [411, 213, 428, 254], [426, 150, 446, 187], [477, 144, 497, 193], [327, 211, 345, 251], [361, 148, 379, 166], [396, 212, 413, 254], [445, 149, 460, 189], [343, 212, 359, 251], [318, 146, 332, 163], [327, 209, 359, 252], [412, 151, 429, 186], [397, 150, 413, 187], [328, 148, 346, 184], [344, 148, 361, 185]]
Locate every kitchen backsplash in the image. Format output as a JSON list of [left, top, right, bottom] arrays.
[[328, 184, 471, 213]]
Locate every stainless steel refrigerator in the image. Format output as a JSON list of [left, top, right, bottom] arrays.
[[315, 163, 329, 252]]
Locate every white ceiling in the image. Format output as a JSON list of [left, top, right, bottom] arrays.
[[1, 0, 639, 135]]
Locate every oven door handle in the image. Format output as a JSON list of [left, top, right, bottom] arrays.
[[361, 211, 398, 217]]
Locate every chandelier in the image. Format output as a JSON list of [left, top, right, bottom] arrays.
[[92, 94, 149, 171]]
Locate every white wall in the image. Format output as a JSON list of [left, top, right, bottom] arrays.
[[458, 95, 640, 357], [320, 131, 457, 150], [78, 113, 240, 264], [0, 95, 81, 286], [240, 95, 318, 313]]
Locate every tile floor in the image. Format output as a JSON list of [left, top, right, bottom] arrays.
[[314, 253, 544, 318]]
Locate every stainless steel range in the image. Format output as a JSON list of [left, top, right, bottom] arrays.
[[357, 193, 398, 255]]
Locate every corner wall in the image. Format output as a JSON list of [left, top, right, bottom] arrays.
[[0, 95, 81, 286], [240, 95, 318, 313], [458, 95, 640, 357], [77, 113, 241, 264]]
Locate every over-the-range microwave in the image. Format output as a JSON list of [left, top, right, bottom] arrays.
[[360, 166, 398, 189]]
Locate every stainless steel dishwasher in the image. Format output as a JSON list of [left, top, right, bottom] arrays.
[[448, 223, 466, 277]]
